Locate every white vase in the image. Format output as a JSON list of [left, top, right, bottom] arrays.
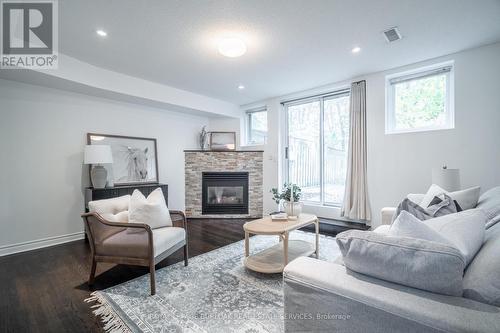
[[283, 201, 302, 217]]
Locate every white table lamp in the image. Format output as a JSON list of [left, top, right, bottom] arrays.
[[432, 166, 460, 192], [84, 145, 113, 189]]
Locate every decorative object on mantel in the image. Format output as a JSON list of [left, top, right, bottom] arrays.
[[84, 145, 113, 189], [87, 133, 159, 186], [199, 126, 209, 150], [432, 165, 461, 191], [271, 183, 303, 219], [209, 131, 236, 151]]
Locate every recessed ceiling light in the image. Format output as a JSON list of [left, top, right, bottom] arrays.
[[351, 46, 361, 54], [96, 29, 107, 37], [217, 37, 247, 57], [238, 84, 245, 90]]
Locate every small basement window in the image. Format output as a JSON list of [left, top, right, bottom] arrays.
[[386, 62, 454, 134], [246, 107, 267, 145]]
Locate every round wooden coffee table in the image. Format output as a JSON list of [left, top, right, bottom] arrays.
[[243, 213, 319, 273]]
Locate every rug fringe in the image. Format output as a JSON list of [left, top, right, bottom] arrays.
[[85, 291, 132, 333]]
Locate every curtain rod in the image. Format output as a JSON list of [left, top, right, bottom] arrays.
[[281, 87, 350, 105]]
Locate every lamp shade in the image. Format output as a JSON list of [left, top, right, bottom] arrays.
[[432, 167, 460, 192], [84, 145, 113, 164]]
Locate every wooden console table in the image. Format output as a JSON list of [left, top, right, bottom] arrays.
[[84, 183, 168, 211]]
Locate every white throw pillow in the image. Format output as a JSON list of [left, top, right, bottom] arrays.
[[420, 184, 481, 211], [423, 209, 486, 265], [128, 188, 172, 233], [389, 211, 451, 245]]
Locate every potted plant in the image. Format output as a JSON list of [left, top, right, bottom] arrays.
[[270, 183, 302, 217]]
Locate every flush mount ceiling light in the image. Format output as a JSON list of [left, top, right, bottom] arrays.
[[217, 37, 247, 57], [351, 46, 361, 54], [96, 29, 107, 37], [238, 84, 245, 90]]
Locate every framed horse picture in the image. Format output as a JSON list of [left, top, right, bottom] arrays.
[[87, 133, 159, 186]]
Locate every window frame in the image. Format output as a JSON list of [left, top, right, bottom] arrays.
[[245, 106, 268, 145], [283, 89, 350, 207], [385, 61, 455, 135]]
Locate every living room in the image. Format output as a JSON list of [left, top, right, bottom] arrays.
[[1, 1, 500, 332]]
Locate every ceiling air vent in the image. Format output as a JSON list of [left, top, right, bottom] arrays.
[[383, 27, 402, 42]]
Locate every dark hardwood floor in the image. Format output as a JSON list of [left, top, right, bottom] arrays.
[[0, 219, 250, 333]]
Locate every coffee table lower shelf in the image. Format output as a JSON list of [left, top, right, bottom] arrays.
[[244, 240, 315, 273]]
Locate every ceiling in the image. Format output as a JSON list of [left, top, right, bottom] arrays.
[[59, 0, 500, 105]]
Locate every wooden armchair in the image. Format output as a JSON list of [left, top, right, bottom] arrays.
[[81, 206, 188, 295]]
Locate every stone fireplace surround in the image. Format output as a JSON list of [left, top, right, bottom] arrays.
[[184, 150, 264, 218]]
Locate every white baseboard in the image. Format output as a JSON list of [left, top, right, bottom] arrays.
[[0, 231, 85, 257]]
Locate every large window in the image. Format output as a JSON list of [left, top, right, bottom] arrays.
[[246, 107, 267, 145], [285, 91, 350, 206], [386, 62, 454, 134]]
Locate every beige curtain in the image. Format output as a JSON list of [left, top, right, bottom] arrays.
[[341, 80, 371, 223]]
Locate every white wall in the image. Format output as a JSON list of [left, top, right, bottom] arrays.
[[366, 43, 500, 227], [0, 79, 208, 251], [223, 42, 500, 227]]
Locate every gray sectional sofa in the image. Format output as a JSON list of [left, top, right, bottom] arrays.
[[283, 187, 500, 332]]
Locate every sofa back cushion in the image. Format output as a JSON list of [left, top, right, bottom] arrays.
[[463, 222, 500, 306], [336, 230, 466, 296], [476, 186, 500, 229]]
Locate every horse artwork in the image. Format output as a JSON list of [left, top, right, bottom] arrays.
[[87, 133, 158, 186]]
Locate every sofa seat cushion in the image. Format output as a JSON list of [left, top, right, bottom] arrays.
[[152, 227, 185, 257], [96, 227, 185, 259], [336, 230, 466, 296], [463, 222, 500, 306]]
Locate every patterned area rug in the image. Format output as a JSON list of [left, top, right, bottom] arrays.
[[86, 231, 340, 333]]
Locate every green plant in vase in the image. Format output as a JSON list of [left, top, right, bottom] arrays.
[[270, 183, 302, 217]]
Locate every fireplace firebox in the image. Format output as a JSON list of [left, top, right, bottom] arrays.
[[202, 172, 249, 214]]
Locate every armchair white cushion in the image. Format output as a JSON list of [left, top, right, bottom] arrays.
[[88, 194, 131, 214], [153, 227, 186, 256]]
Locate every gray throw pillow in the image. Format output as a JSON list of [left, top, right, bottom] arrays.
[[389, 211, 451, 245], [336, 230, 465, 296], [463, 222, 500, 306], [420, 184, 481, 211], [395, 193, 458, 221], [422, 209, 486, 266], [476, 186, 500, 229]]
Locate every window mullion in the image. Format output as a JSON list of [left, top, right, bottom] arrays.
[[320, 98, 325, 206]]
